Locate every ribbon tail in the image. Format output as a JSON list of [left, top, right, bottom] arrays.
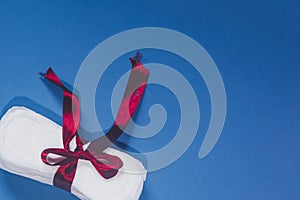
[[41, 67, 81, 148], [40, 67, 67, 90], [87, 53, 149, 153]]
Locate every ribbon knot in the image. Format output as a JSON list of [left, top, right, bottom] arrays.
[[41, 138, 123, 191]]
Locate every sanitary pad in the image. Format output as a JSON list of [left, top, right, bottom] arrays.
[[0, 106, 146, 200]]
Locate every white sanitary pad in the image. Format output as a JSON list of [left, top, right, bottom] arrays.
[[0, 106, 146, 200]]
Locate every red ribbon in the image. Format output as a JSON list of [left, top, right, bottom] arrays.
[[40, 53, 149, 192]]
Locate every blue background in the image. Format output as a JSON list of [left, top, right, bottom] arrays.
[[0, 0, 299, 199]]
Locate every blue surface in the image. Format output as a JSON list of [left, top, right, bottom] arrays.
[[0, 0, 299, 199]]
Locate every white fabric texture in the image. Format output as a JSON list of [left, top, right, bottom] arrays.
[[0, 106, 146, 200]]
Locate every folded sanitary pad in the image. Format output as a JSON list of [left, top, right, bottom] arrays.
[[0, 106, 146, 200]]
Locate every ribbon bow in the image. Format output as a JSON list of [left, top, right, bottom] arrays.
[[40, 53, 149, 192], [40, 68, 123, 191]]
